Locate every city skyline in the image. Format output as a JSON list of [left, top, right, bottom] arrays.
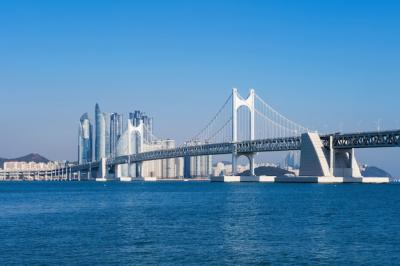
[[76, 102, 213, 179], [0, 1, 399, 175]]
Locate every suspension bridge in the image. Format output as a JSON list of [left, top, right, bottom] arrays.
[[2, 89, 399, 183]]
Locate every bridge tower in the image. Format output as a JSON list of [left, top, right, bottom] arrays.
[[232, 88, 256, 176], [115, 120, 144, 178]]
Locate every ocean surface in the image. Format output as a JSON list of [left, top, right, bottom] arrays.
[[0, 181, 399, 265]]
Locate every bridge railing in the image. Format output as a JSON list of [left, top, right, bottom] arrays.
[[70, 130, 400, 171], [112, 142, 234, 165], [321, 130, 400, 149]]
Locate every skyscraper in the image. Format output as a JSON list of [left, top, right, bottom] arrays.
[[110, 113, 123, 157], [78, 113, 93, 164], [129, 110, 153, 142], [141, 139, 177, 178], [104, 112, 111, 158], [92, 106, 153, 162], [183, 140, 213, 178], [95, 103, 106, 161], [129, 110, 142, 127]]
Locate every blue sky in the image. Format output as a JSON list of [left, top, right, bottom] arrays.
[[0, 0, 399, 175]]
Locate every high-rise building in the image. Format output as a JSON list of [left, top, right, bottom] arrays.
[[110, 113, 123, 157], [78, 113, 93, 164], [104, 112, 111, 158], [129, 110, 142, 127], [141, 139, 177, 178], [91, 105, 153, 163], [161, 139, 175, 178], [183, 140, 213, 178], [175, 157, 184, 178], [95, 103, 106, 161], [129, 110, 153, 142]]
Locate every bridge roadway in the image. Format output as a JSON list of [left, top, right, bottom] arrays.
[[71, 129, 400, 172]]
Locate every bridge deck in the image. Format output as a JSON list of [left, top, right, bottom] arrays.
[[8, 130, 398, 173]]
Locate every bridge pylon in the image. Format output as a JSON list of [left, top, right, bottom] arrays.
[[232, 88, 256, 176], [115, 119, 144, 179]]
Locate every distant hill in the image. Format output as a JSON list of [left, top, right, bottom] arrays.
[[0, 153, 50, 168], [240, 166, 294, 176], [361, 166, 392, 179]]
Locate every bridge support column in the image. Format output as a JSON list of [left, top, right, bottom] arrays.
[[333, 148, 362, 178], [299, 132, 331, 177], [127, 161, 135, 178], [300, 133, 370, 183], [248, 154, 255, 176], [231, 88, 256, 176], [97, 158, 107, 180], [135, 163, 141, 178], [88, 164, 92, 179], [136, 162, 142, 178], [115, 164, 122, 178], [232, 154, 238, 176], [329, 135, 335, 176]]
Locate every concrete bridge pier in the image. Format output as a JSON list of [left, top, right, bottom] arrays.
[[135, 162, 142, 179], [136, 162, 143, 179], [115, 164, 122, 179], [248, 153, 256, 176], [88, 164, 92, 180], [95, 158, 108, 181], [291, 132, 389, 183]]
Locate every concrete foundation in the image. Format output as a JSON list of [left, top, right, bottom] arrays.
[[210, 176, 259, 182], [143, 177, 157, 182], [275, 176, 343, 183], [211, 175, 389, 184], [118, 177, 133, 182], [361, 177, 390, 183], [210, 175, 276, 182], [259, 176, 276, 182]]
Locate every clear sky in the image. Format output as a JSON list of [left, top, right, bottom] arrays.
[[0, 0, 399, 175]]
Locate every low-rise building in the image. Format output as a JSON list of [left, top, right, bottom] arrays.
[[4, 161, 64, 171]]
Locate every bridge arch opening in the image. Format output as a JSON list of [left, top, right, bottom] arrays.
[[236, 106, 252, 142], [234, 153, 255, 176]]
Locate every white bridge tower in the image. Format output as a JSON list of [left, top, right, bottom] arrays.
[[115, 120, 144, 178], [232, 88, 256, 176]]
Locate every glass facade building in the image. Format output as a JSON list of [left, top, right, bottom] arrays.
[[104, 112, 111, 158], [129, 110, 153, 142], [78, 113, 93, 164], [110, 113, 123, 157], [95, 103, 106, 161], [85, 106, 153, 163]]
